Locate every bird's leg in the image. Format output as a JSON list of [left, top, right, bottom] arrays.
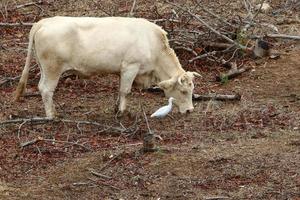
[[167, 114, 174, 120]]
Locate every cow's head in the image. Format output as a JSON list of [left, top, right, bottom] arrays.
[[158, 72, 201, 114]]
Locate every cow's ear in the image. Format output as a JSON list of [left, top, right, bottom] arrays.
[[158, 78, 175, 90]]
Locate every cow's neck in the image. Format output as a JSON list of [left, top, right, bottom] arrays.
[[155, 49, 185, 82]]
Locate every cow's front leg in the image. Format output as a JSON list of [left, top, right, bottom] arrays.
[[118, 63, 140, 113]]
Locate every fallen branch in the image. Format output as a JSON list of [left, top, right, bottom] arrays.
[[196, 2, 236, 28], [89, 168, 112, 179], [216, 65, 252, 82], [20, 138, 40, 147], [193, 93, 241, 101], [166, 1, 249, 51], [87, 177, 121, 190], [20, 137, 91, 151], [150, 18, 180, 23], [72, 182, 91, 186], [15, 0, 43, 9], [0, 117, 125, 133], [0, 65, 37, 86], [0, 75, 21, 86], [250, 34, 300, 40], [266, 34, 300, 40], [202, 42, 234, 49], [174, 46, 198, 56], [0, 22, 34, 27], [43, 138, 92, 151], [128, 0, 137, 17], [98, 151, 124, 172], [204, 196, 230, 200], [189, 51, 217, 63]]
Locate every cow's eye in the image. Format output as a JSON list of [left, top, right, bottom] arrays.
[[181, 90, 188, 95]]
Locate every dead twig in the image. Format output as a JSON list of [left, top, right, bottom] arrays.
[[252, 0, 266, 20], [140, 102, 161, 152], [15, 1, 43, 10], [72, 182, 91, 186], [0, 22, 34, 26], [202, 42, 234, 49], [128, 0, 137, 17], [89, 168, 112, 180], [204, 196, 230, 200], [174, 46, 198, 56], [216, 64, 252, 82], [141, 104, 151, 134], [166, 1, 249, 51], [150, 18, 180, 23], [20, 137, 92, 151], [0, 117, 125, 133], [265, 34, 300, 40], [87, 177, 121, 190], [42, 138, 92, 151], [20, 137, 41, 147], [0, 65, 37, 87], [195, 1, 236, 28], [189, 51, 217, 63], [98, 151, 124, 172], [193, 93, 241, 101]]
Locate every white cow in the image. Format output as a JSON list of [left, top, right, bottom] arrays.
[[14, 16, 201, 118]]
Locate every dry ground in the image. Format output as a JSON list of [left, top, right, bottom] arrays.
[[0, 0, 299, 199]]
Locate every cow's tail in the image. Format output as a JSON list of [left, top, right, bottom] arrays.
[[14, 22, 41, 101]]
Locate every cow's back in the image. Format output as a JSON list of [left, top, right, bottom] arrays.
[[33, 17, 166, 75]]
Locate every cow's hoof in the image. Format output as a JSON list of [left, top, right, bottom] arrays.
[[115, 110, 124, 119], [115, 110, 132, 119], [46, 112, 62, 120]]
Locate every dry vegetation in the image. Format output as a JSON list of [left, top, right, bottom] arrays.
[[0, 0, 300, 199]]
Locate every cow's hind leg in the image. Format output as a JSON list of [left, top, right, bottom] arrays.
[[118, 63, 140, 113], [38, 65, 62, 119]]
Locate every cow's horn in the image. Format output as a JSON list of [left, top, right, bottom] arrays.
[[177, 75, 183, 85], [192, 72, 202, 78]]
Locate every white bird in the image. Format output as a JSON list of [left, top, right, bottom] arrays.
[[151, 97, 174, 118]]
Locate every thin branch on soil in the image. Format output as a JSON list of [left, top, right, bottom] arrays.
[[262, 34, 300, 40], [204, 196, 230, 200], [0, 22, 34, 26], [216, 64, 252, 82], [195, 1, 236, 28], [17, 120, 27, 140], [174, 46, 198, 56], [0, 117, 125, 133], [140, 103, 151, 134], [252, 0, 266, 20], [20, 137, 40, 148], [128, 0, 137, 17], [98, 151, 124, 172], [43, 138, 92, 151], [15, 0, 43, 9], [150, 18, 180, 23], [20, 137, 92, 151], [0, 65, 37, 87], [88, 168, 112, 179], [193, 93, 241, 101], [243, 0, 253, 19], [166, 1, 249, 51], [202, 42, 234, 49], [87, 177, 121, 190], [72, 182, 91, 186], [189, 51, 217, 63]]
